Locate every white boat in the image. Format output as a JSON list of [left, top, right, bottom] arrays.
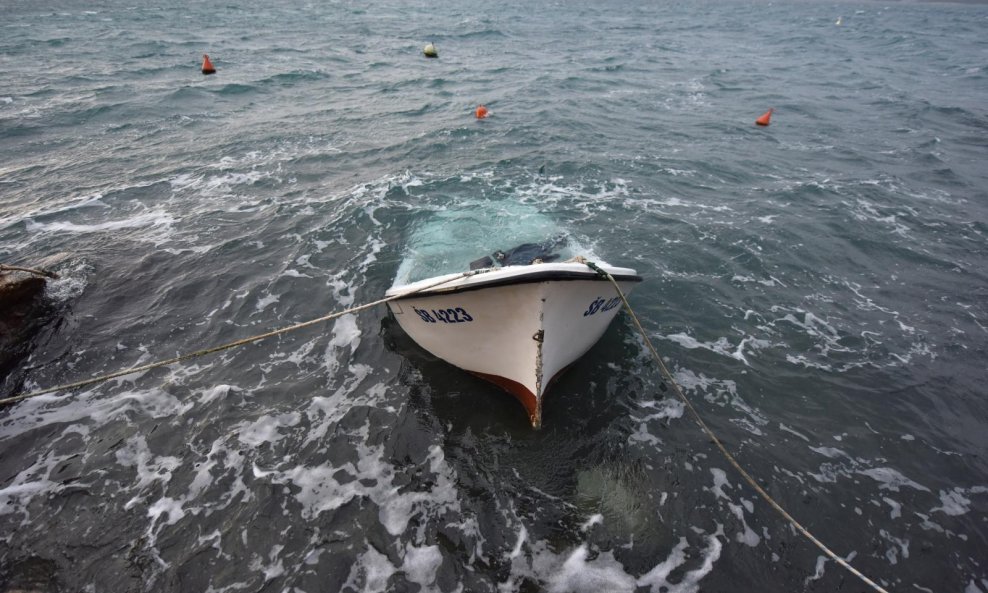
[[385, 258, 642, 428]]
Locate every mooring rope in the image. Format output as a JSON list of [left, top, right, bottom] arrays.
[[583, 260, 890, 593], [0, 270, 483, 407], [0, 263, 60, 279]]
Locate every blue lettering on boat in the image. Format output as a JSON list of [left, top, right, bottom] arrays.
[[584, 297, 621, 317], [412, 306, 473, 323]]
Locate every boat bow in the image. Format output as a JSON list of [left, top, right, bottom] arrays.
[[386, 261, 642, 427]]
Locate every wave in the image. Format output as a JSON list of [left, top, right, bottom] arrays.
[[210, 82, 258, 95], [25, 211, 175, 234], [257, 70, 332, 86]]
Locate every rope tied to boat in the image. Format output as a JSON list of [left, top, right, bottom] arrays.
[[0, 269, 485, 407], [585, 260, 891, 593], [0, 263, 60, 279]]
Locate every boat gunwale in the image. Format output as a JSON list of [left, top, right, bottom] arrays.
[[386, 264, 642, 299]]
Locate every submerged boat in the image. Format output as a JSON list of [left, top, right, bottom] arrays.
[[386, 242, 641, 428]]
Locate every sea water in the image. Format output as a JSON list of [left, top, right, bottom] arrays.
[[1, 0, 987, 591]]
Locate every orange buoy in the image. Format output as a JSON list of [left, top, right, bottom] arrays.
[[201, 54, 216, 75], [475, 105, 489, 119], [755, 108, 773, 126]]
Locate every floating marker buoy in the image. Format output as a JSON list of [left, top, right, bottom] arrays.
[[755, 108, 773, 126], [475, 105, 489, 119], [201, 54, 216, 75], [423, 43, 438, 58]]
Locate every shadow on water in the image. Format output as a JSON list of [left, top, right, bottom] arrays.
[[379, 313, 684, 565], [378, 313, 537, 432]]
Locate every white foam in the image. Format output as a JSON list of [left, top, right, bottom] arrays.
[[809, 446, 848, 459], [199, 384, 237, 405], [42, 259, 91, 302], [249, 544, 286, 581], [497, 516, 723, 592], [879, 529, 910, 565], [253, 292, 280, 313], [509, 525, 528, 559], [665, 332, 771, 366], [805, 556, 828, 586], [771, 308, 843, 350], [731, 274, 786, 287], [632, 398, 684, 424], [728, 502, 761, 547], [857, 467, 930, 492], [636, 538, 689, 589], [323, 314, 362, 375], [0, 193, 108, 232], [343, 545, 395, 593], [628, 424, 662, 446], [401, 543, 442, 590], [148, 496, 186, 526], [785, 354, 833, 371], [883, 497, 903, 519], [844, 281, 902, 317], [0, 455, 62, 522], [302, 380, 387, 447], [340, 540, 444, 593], [848, 198, 912, 237], [670, 368, 766, 431], [547, 545, 636, 593], [187, 438, 225, 502], [709, 468, 732, 501], [116, 435, 182, 503], [253, 442, 460, 536], [581, 514, 604, 532], [203, 171, 267, 194], [326, 274, 355, 307], [25, 211, 175, 234], [237, 412, 301, 447], [931, 488, 974, 516], [779, 423, 810, 441], [277, 337, 319, 367]]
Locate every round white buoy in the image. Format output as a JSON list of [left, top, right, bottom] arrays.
[[423, 43, 438, 58]]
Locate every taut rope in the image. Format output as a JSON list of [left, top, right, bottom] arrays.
[[0, 263, 60, 279], [0, 270, 482, 407], [583, 259, 890, 593]]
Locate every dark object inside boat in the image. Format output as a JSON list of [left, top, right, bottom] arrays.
[[469, 236, 567, 270]]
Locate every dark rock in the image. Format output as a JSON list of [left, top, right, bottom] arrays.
[[0, 270, 54, 388], [0, 555, 60, 593], [0, 272, 46, 308]]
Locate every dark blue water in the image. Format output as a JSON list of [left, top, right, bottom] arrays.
[[2, 0, 987, 591]]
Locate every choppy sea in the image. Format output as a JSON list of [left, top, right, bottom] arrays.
[[2, 0, 987, 591]]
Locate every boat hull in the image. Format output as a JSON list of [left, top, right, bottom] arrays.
[[386, 263, 640, 427]]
